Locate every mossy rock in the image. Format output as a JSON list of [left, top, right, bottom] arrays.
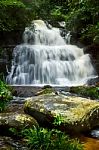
[[35, 86, 55, 96], [70, 86, 99, 99], [24, 94, 99, 134], [0, 113, 39, 135]]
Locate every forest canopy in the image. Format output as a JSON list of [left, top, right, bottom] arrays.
[[0, 0, 99, 44]]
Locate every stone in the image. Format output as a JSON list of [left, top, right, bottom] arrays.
[[0, 136, 28, 150], [0, 113, 39, 135], [24, 93, 99, 134], [10, 85, 70, 97], [84, 44, 99, 75], [86, 77, 99, 86]]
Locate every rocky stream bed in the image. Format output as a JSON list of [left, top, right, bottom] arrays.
[[0, 86, 99, 150]]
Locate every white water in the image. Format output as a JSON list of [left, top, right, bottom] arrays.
[[6, 20, 97, 86]]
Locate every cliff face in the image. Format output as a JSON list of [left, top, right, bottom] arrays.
[[0, 30, 23, 46], [84, 44, 99, 75], [0, 30, 23, 77]]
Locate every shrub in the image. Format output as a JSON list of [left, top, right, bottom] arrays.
[[24, 0, 52, 20], [80, 23, 99, 44], [9, 115, 83, 149], [0, 80, 12, 112], [70, 86, 99, 99], [64, 0, 99, 44], [21, 127, 83, 150], [0, 0, 34, 31]]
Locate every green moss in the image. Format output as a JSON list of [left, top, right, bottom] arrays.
[[36, 86, 54, 96], [41, 88, 54, 95], [70, 86, 99, 99]]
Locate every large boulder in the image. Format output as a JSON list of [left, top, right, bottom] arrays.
[[0, 113, 38, 135], [24, 93, 99, 134]]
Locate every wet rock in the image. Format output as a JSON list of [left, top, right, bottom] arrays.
[[84, 44, 99, 75], [87, 77, 99, 85], [24, 94, 99, 134], [5, 103, 24, 114], [0, 136, 28, 150], [10, 85, 70, 97], [11, 86, 42, 97], [0, 113, 38, 135], [35, 86, 55, 96], [91, 129, 99, 139]]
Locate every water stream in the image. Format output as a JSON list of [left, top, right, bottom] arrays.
[[6, 20, 97, 86]]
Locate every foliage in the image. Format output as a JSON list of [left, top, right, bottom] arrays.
[[0, 73, 5, 81], [9, 127, 21, 137], [19, 127, 83, 150], [80, 23, 99, 44], [64, 0, 99, 44], [0, 0, 34, 31], [49, 0, 99, 44], [53, 114, 65, 126], [0, 0, 98, 44], [9, 115, 83, 150], [70, 86, 99, 99], [51, 6, 66, 21], [0, 80, 12, 112], [24, 0, 53, 20], [22, 0, 66, 20]]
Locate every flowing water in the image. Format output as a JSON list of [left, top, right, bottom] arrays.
[[6, 20, 97, 86], [5, 20, 99, 150]]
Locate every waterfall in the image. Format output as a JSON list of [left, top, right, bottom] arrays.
[[6, 20, 97, 86]]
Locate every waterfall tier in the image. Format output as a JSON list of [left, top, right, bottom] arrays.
[[6, 20, 97, 86]]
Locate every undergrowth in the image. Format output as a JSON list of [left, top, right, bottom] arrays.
[[0, 80, 12, 112], [10, 126, 83, 150]]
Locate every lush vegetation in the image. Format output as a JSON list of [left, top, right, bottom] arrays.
[[0, 0, 99, 44], [70, 86, 99, 99], [0, 0, 34, 31], [64, 0, 99, 44], [49, 0, 99, 44], [9, 115, 83, 150], [0, 80, 12, 112], [10, 127, 83, 150]]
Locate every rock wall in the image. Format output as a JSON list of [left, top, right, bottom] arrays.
[[0, 30, 23, 46], [84, 44, 99, 75], [0, 30, 23, 77]]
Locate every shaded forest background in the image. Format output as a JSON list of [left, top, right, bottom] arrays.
[[0, 0, 99, 45]]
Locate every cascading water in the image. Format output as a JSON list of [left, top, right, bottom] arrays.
[[6, 20, 97, 86]]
